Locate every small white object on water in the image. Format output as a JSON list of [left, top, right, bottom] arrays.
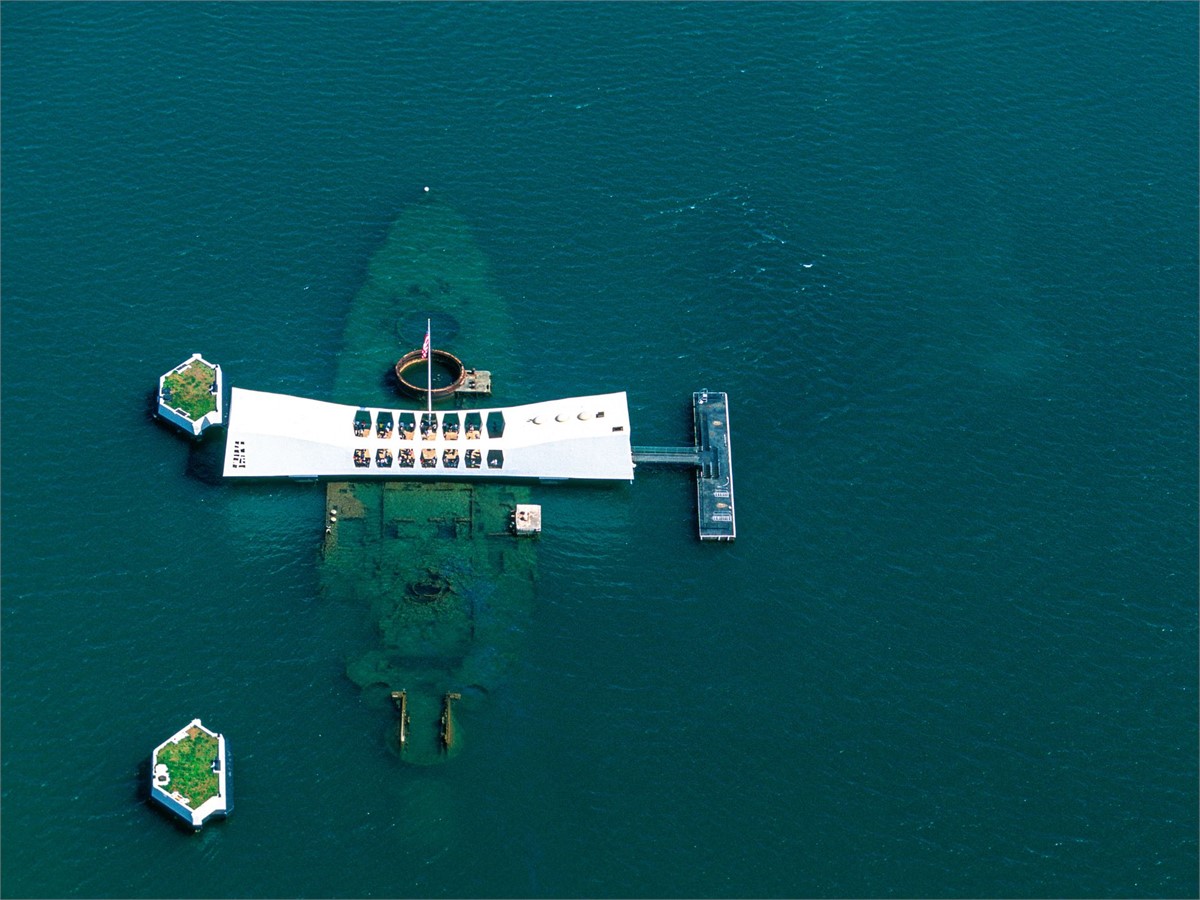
[[423, 186, 430, 192]]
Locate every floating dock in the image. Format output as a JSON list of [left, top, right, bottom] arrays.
[[693, 390, 736, 541], [632, 390, 736, 541]]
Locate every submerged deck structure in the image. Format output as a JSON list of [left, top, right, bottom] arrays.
[[222, 387, 634, 481]]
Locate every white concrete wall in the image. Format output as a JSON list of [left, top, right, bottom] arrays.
[[157, 354, 223, 437], [222, 388, 635, 481], [150, 719, 228, 828]]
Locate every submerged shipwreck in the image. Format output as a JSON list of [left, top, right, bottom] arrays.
[[313, 200, 565, 764], [157, 198, 734, 768]]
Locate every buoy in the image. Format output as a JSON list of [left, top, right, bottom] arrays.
[[423, 186, 430, 192]]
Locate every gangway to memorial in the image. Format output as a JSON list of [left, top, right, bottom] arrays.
[[630, 446, 701, 466]]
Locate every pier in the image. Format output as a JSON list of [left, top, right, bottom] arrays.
[[632, 390, 736, 541]]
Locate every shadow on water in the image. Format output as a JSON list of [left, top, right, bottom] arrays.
[[133, 757, 151, 803], [184, 436, 227, 486], [146, 384, 230, 487]]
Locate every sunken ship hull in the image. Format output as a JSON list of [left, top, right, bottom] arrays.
[[319, 200, 537, 765]]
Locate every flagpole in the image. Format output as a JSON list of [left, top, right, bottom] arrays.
[[426, 318, 432, 413]]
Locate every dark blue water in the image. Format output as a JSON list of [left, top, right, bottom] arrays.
[[2, 4, 1196, 897]]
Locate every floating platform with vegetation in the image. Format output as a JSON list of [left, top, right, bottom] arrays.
[[149, 719, 230, 830], [157, 353, 223, 437]]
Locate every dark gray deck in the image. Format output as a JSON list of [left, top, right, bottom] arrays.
[[693, 390, 736, 541]]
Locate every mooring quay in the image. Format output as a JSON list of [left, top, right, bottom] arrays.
[[633, 390, 736, 541]]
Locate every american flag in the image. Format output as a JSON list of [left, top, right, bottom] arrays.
[[421, 325, 430, 359]]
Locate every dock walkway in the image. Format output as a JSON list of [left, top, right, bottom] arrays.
[[631, 446, 700, 466]]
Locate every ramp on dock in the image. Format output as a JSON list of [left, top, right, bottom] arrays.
[[631, 446, 701, 466], [631, 390, 736, 541]]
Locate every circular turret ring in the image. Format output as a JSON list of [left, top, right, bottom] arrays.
[[394, 349, 467, 400]]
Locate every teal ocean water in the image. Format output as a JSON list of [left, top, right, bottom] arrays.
[[2, 4, 1196, 897]]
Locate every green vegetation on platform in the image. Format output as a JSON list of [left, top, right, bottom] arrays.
[[157, 727, 220, 809], [162, 360, 217, 419]]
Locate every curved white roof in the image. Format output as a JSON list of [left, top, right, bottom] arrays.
[[222, 387, 634, 481]]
